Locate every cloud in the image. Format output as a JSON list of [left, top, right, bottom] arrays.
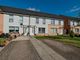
[[27, 7, 40, 11], [69, 7, 80, 12], [66, 5, 80, 13], [72, 5, 77, 9]]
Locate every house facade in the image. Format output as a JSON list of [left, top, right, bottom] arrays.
[[0, 6, 80, 36]]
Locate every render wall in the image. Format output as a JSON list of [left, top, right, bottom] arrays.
[[2, 13, 64, 35]]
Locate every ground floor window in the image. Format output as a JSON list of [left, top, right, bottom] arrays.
[[9, 26, 19, 32], [75, 28, 79, 32], [51, 28, 57, 33], [38, 28, 45, 33]]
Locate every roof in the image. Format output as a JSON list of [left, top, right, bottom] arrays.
[[0, 5, 80, 21]]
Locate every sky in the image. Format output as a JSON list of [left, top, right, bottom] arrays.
[[0, 0, 80, 17]]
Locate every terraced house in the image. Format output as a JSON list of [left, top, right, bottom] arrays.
[[0, 6, 80, 36]]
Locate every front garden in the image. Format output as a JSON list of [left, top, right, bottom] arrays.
[[0, 38, 6, 47], [0, 33, 10, 47], [34, 35, 80, 48]]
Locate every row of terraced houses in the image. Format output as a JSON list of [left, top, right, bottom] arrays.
[[0, 6, 80, 36]]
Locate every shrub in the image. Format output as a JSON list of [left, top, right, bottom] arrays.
[[69, 30, 74, 38], [0, 33, 5, 38], [0, 33, 10, 38], [0, 38, 6, 47], [5, 33, 10, 38]]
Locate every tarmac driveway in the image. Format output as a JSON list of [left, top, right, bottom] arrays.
[[0, 40, 42, 60], [41, 39, 80, 60]]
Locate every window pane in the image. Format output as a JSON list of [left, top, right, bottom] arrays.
[[43, 18, 46, 24], [9, 19, 13, 22], [38, 28, 41, 33], [51, 28, 57, 33], [51, 19, 55, 25], [59, 20, 61, 25], [36, 17, 39, 24], [9, 14, 14, 23], [42, 28, 45, 33], [19, 16, 23, 23], [38, 28, 45, 33], [9, 26, 19, 32]]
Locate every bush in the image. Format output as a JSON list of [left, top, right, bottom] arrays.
[[5, 33, 10, 38], [0, 33, 5, 38], [0, 33, 10, 38], [0, 38, 6, 47], [69, 30, 74, 38], [75, 34, 80, 37]]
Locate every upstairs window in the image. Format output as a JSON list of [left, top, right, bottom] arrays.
[[36, 17, 39, 24], [19, 16, 23, 23], [73, 21, 75, 26], [51, 19, 55, 25], [43, 18, 46, 24], [58, 20, 61, 25], [9, 14, 14, 23]]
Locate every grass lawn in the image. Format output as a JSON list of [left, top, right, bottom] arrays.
[[34, 35, 80, 48], [0, 38, 6, 46]]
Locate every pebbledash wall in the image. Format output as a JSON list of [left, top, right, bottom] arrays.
[[0, 6, 80, 36]]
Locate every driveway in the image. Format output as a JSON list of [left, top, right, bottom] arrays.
[[41, 39, 80, 60], [0, 36, 41, 60], [0, 36, 67, 60]]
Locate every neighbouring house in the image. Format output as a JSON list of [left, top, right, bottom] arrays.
[[0, 6, 80, 36]]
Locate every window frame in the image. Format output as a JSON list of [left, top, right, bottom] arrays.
[[43, 18, 46, 24], [9, 26, 19, 32], [51, 19, 55, 25], [19, 16, 23, 24], [38, 28, 45, 33], [51, 28, 57, 33], [9, 14, 14, 23], [36, 17, 39, 24]]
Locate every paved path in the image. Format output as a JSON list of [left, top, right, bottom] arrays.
[[0, 36, 42, 60], [0, 36, 66, 60], [12, 36, 29, 41], [0, 47, 4, 51]]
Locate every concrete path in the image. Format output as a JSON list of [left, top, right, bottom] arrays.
[[0, 36, 66, 60], [12, 36, 29, 41], [0, 36, 42, 60], [0, 47, 4, 51]]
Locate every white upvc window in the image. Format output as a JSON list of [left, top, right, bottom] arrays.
[[58, 20, 61, 25], [51, 19, 55, 25], [38, 28, 45, 33], [19, 16, 23, 23], [75, 28, 79, 32], [51, 28, 57, 33], [36, 17, 39, 24], [9, 26, 19, 32], [9, 14, 14, 23], [42, 18, 46, 24]]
